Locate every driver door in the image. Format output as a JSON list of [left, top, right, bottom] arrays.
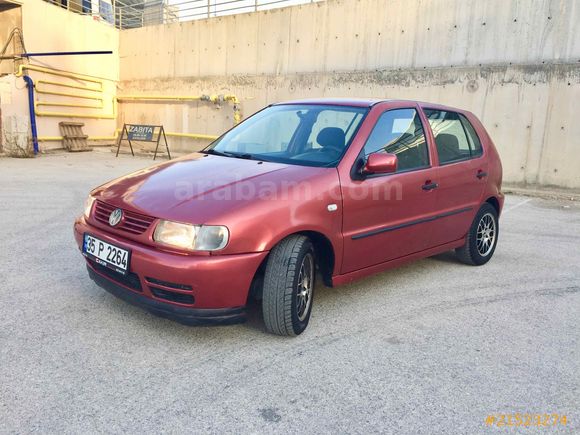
[[339, 106, 440, 273]]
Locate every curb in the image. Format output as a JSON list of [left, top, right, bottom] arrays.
[[503, 186, 580, 201]]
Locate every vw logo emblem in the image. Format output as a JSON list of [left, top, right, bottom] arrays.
[[108, 208, 123, 227]]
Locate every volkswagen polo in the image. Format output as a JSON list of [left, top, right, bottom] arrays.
[[74, 99, 503, 336]]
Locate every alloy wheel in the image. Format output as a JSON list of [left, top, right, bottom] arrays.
[[476, 212, 496, 257], [296, 253, 314, 321]]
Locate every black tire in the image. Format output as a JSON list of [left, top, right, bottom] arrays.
[[262, 235, 315, 336], [455, 203, 499, 266]]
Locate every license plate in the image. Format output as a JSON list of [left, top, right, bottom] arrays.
[[83, 233, 131, 275]]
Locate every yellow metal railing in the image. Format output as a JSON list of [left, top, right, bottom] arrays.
[[35, 99, 117, 120], [164, 132, 219, 141], [38, 130, 219, 143], [15, 64, 103, 84], [16, 64, 234, 145], [116, 94, 242, 124], [36, 78, 102, 92], [16, 64, 115, 119]]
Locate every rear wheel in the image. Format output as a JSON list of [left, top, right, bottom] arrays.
[[455, 203, 499, 266], [262, 235, 315, 336]]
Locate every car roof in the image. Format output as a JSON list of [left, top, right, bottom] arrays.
[[274, 98, 468, 113], [274, 98, 384, 108]]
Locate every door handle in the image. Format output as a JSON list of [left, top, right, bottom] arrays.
[[422, 181, 439, 191], [476, 170, 488, 179]]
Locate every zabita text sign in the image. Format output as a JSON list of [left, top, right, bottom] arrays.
[[116, 124, 171, 160], [127, 125, 155, 141]]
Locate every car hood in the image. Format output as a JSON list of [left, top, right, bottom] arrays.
[[92, 153, 328, 223]]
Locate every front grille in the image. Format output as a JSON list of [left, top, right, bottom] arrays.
[[150, 287, 195, 305], [88, 259, 143, 292], [94, 201, 155, 235]]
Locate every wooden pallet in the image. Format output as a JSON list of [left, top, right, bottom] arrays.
[[59, 121, 90, 152]]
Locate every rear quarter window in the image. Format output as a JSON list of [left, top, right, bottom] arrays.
[[459, 114, 483, 157]]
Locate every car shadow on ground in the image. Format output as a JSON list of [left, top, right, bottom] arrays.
[[428, 251, 460, 264], [89, 249, 463, 338]]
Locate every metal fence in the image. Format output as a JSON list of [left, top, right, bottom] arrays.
[[42, 0, 323, 29]]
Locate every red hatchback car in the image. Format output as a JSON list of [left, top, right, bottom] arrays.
[[75, 99, 503, 336]]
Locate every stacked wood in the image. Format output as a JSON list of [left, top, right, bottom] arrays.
[[59, 122, 90, 152]]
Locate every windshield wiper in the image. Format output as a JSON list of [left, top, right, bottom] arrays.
[[203, 149, 251, 159], [227, 152, 254, 160], [202, 149, 267, 162], [202, 149, 229, 157]]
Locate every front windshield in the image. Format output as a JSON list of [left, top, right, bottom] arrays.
[[206, 104, 368, 167]]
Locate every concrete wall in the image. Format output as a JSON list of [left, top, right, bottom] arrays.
[[0, 74, 30, 155], [0, 0, 119, 153], [0, 3, 22, 76], [119, 0, 580, 188], [18, 2, 119, 81]]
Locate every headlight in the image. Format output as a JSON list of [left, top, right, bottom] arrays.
[[84, 196, 96, 219], [153, 220, 229, 251]]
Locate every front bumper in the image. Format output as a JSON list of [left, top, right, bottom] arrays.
[[74, 217, 268, 324], [87, 266, 245, 325]]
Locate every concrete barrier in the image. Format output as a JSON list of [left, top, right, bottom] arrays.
[[118, 0, 580, 189]]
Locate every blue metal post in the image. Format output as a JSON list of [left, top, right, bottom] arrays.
[[22, 75, 39, 155]]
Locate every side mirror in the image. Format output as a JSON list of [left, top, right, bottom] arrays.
[[363, 153, 397, 175]]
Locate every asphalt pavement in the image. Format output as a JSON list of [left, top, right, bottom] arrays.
[[0, 152, 578, 434]]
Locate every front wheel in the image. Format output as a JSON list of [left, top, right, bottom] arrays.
[[262, 235, 315, 336], [455, 203, 499, 266]]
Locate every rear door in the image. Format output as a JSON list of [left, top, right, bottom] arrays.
[[421, 107, 488, 246]]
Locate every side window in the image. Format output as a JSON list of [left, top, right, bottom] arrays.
[[424, 109, 472, 164], [363, 108, 429, 172], [459, 114, 483, 157]]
